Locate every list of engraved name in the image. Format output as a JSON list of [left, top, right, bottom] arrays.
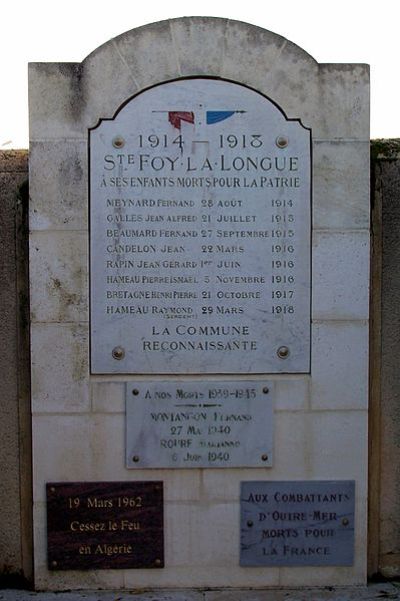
[[98, 133, 301, 352]]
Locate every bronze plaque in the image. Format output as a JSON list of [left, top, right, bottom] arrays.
[[46, 481, 163, 570]]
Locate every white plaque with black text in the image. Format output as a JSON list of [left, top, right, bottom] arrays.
[[126, 380, 273, 468], [90, 78, 311, 373]]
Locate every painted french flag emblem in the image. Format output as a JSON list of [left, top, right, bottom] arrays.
[[153, 110, 245, 128]]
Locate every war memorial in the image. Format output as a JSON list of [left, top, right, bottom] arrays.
[[21, 16, 371, 590]]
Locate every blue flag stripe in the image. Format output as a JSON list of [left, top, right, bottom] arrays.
[[206, 111, 235, 124]]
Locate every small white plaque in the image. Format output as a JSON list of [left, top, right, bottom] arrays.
[[90, 79, 311, 373], [126, 380, 273, 468]]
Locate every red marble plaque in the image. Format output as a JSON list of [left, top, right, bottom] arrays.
[[46, 481, 163, 570]]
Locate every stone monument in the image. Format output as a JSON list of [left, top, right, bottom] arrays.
[[29, 17, 369, 589]]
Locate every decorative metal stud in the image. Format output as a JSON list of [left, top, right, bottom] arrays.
[[112, 346, 125, 360], [261, 454, 269, 462], [263, 387, 269, 394], [112, 136, 125, 148], [132, 388, 139, 396], [132, 455, 140, 463], [276, 135, 289, 148], [342, 518, 349, 526], [247, 520, 254, 528], [277, 346, 290, 359]]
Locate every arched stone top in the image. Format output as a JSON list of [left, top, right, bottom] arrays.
[[28, 17, 369, 141], [81, 18, 319, 119], [83, 17, 319, 71]]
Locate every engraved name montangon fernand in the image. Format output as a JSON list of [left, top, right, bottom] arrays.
[[126, 380, 274, 469], [90, 78, 311, 374]]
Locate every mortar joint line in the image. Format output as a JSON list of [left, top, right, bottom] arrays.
[[168, 22, 183, 77], [111, 40, 141, 91]]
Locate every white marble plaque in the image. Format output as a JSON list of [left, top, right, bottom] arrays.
[[90, 79, 311, 373], [126, 380, 273, 468]]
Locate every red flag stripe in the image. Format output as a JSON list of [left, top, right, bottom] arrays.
[[168, 111, 195, 129]]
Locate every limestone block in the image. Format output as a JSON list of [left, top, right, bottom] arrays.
[[32, 416, 92, 499], [317, 64, 370, 141], [274, 376, 310, 412], [31, 323, 89, 413], [29, 140, 88, 230], [91, 381, 125, 413], [310, 321, 368, 410], [28, 63, 86, 141], [310, 411, 368, 478], [273, 412, 310, 478], [312, 231, 370, 320], [313, 141, 370, 229], [165, 502, 238, 568], [30, 231, 88, 323]]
